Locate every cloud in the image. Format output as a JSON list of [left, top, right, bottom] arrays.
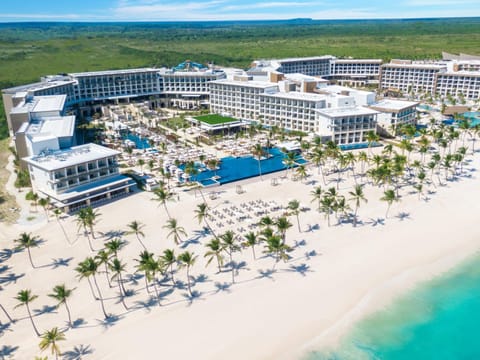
[[403, 0, 479, 6]]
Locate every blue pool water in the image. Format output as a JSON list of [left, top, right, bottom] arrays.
[[340, 142, 382, 151], [304, 254, 480, 360], [463, 112, 480, 126], [123, 133, 151, 149], [183, 147, 306, 185]]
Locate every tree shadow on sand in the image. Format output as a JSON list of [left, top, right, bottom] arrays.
[[50, 257, 74, 269], [97, 314, 121, 329], [366, 218, 385, 227], [0, 272, 25, 286], [62, 344, 94, 360], [395, 212, 411, 221], [284, 263, 312, 277], [214, 282, 231, 294], [0, 345, 18, 359], [256, 268, 276, 281], [0, 248, 22, 263]]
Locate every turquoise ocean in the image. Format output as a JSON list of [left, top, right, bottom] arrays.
[[304, 253, 480, 360]]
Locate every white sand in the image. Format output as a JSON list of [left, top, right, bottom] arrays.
[[1, 146, 480, 359]]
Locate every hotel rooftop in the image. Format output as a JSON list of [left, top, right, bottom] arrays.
[[25, 143, 120, 172]]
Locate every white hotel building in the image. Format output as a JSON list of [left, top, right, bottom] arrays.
[[209, 77, 379, 145], [379, 62, 445, 95], [24, 143, 134, 212], [369, 99, 418, 137]]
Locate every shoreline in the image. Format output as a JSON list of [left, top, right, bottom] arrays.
[[296, 236, 480, 359]]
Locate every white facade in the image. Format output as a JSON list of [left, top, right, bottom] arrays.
[[435, 72, 480, 100], [70, 68, 162, 103], [316, 107, 379, 145], [380, 62, 446, 94], [24, 143, 133, 211], [259, 92, 326, 133], [209, 80, 279, 121], [369, 99, 418, 136]]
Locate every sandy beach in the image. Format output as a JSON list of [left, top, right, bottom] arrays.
[[1, 145, 480, 359]]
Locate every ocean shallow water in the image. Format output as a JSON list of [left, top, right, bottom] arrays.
[[304, 253, 480, 360]]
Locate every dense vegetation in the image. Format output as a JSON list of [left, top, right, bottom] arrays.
[[1, 17, 480, 140]]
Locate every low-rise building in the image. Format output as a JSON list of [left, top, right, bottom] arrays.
[[316, 106, 379, 145], [369, 99, 418, 137], [24, 143, 134, 212]]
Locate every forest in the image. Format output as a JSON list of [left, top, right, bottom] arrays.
[[1, 17, 480, 139]]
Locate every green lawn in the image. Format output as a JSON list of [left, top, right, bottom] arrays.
[[194, 114, 238, 125]]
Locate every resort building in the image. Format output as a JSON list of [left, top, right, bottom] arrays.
[[369, 99, 418, 137], [328, 59, 383, 86], [379, 61, 446, 95], [24, 143, 134, 212], [435, 72, 480, 100], [209, 78, 279, 121], [158, 68, 225, 109], [69, 68, 162, 105], [316, 106, 379, 145], [259, 91, 327, 133]]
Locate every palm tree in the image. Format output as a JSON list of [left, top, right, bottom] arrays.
[[264, 235, 290, 270], [53, 208, 69, 244], [320, 195, 335, 227], [221, 231, 240, 284], [126, 220, 147, 250], [348, 185, 368, 227], [145, 257, 163, 306], [25, 190, 39, 212], [75, 257, 108, 319], [163, 218, 187, 245], [48, 285, 75, 327], [38, 197, 51, 222], [95, 249, 113, 288], [15, 289, 40, 336], [152, 186, 174, 219], [258, 215, 274, 228], [310, 186, 323, 212], [194, 202, 216, 237], [275, 216, 292, 245], [109, 258, 129, 310], [287, 199, 302, 232], [252, 143, 265, 180], [381, 189, 398, 218], [104, 238, 126, 258], [160, 249, 177, 285], [84, 206, 101, 239], [76, 208, 94, 251], [310, 146, 326, 184], [295, 164, 308, 183], [178, 251, 197, 297], [135, 250, 155, 294], [14, 232, 40, 268], [0, 286, 14, 323], [204, 238, 225, 273], [242, 231, 258, 260], [39, 327, 66, 360], [366, 130, 380, 155], [282, 151, 296, 177]]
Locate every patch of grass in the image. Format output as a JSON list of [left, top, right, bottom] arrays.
[[194, 114, 239, 125]]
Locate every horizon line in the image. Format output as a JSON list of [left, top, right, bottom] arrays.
[[1, 16, 480, 24]]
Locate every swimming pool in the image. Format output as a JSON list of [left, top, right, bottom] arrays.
[[183, 147, 307, 185], [339, 142, 382, 151], [463, 112, 480, 126], [123, 133, 151, 149]]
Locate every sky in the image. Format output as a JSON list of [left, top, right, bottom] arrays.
[[0, 0, 479, 22]]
